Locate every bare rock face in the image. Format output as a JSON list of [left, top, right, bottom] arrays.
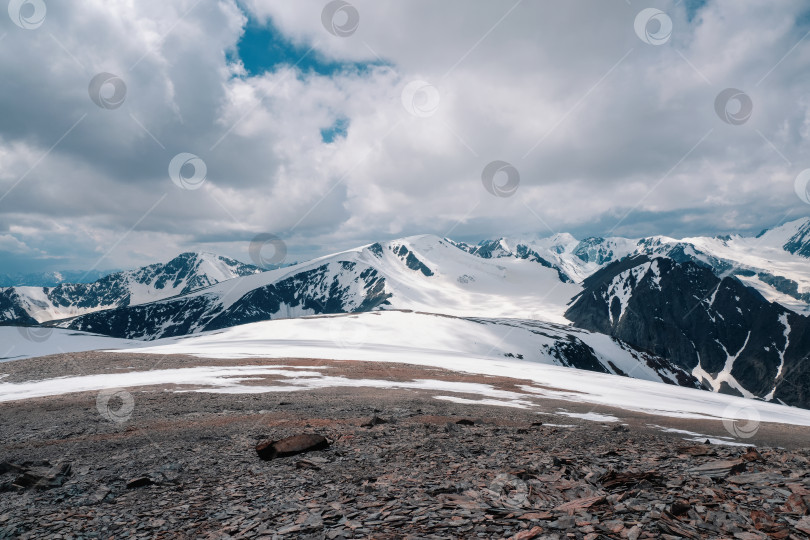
[[566, 255, 810, 407], [255, 433, 330, 461]]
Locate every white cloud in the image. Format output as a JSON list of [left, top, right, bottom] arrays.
[[0, 234, 32, 254], [0, 0, 809, 272]]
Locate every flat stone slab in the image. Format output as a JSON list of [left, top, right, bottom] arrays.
[[256, 433, 330, 461]]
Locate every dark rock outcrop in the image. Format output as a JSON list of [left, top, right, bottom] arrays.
[[566, 256, 810, 408]]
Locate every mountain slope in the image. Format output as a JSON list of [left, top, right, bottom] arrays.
[[0, 253, 262, 324], [133, 310, 701, 388], [462, 218, 810, 314], [4, 311, 699, 389], [448, 238, 575, 283], [66, 260, 392, 339], [663, 218, 810, 314], [451, 233, 638, 284], [765, 217, 810, 257], [565, 256, 810, 408], [58, 236, 582, 339]]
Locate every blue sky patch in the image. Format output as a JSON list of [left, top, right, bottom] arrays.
[[230, 14, 387, 77], [321, 117, 350, 143], [683, 0, 708, 22]]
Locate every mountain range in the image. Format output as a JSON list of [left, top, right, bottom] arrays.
[[0, 252, 262, 325], [0, 269, 115, 288], [3, 217, 809, 408]]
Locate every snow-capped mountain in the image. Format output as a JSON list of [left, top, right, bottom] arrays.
[[0, 252, 263, 324], [565, 255, 810, 408], [447, 238, 574, 283], [57, 236, 582, 339], [0, 269, 114, 287], [462, 217, 810, 314], [631, 219, 810, 314], [776, 217, 810, 257], [10, 217, 808, 330]]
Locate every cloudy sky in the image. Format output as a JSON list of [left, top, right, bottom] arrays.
[[1, 0, 809, 273]]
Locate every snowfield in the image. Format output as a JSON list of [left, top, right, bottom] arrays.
[[124, 310, 694, 385], [0, 326, 142, 363], [119, 312, 810, 427], [3, 311, 810, 429]]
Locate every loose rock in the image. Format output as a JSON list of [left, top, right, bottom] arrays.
[[256, 433, 330, 460]]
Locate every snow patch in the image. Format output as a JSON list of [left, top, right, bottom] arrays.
[[648, 425, 753, 447], [433, 395, 532, 409], [558, 411, 620, 422], [764, 313, 791, 401], [604, 263, 650, 325]]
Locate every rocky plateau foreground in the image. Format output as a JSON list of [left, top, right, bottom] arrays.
[[2, 352, 810, 539]]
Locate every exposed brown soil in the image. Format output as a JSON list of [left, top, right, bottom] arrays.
[[1, 352, 810, 539]]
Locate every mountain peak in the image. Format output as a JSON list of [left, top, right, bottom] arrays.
[[171, 251, 231, 263], [541, 232, 579, 253], [779, 218, 810, 257], [754, 217, 810, 257]]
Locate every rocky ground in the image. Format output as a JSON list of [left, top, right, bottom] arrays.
[[2, 352, 810, 539]]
